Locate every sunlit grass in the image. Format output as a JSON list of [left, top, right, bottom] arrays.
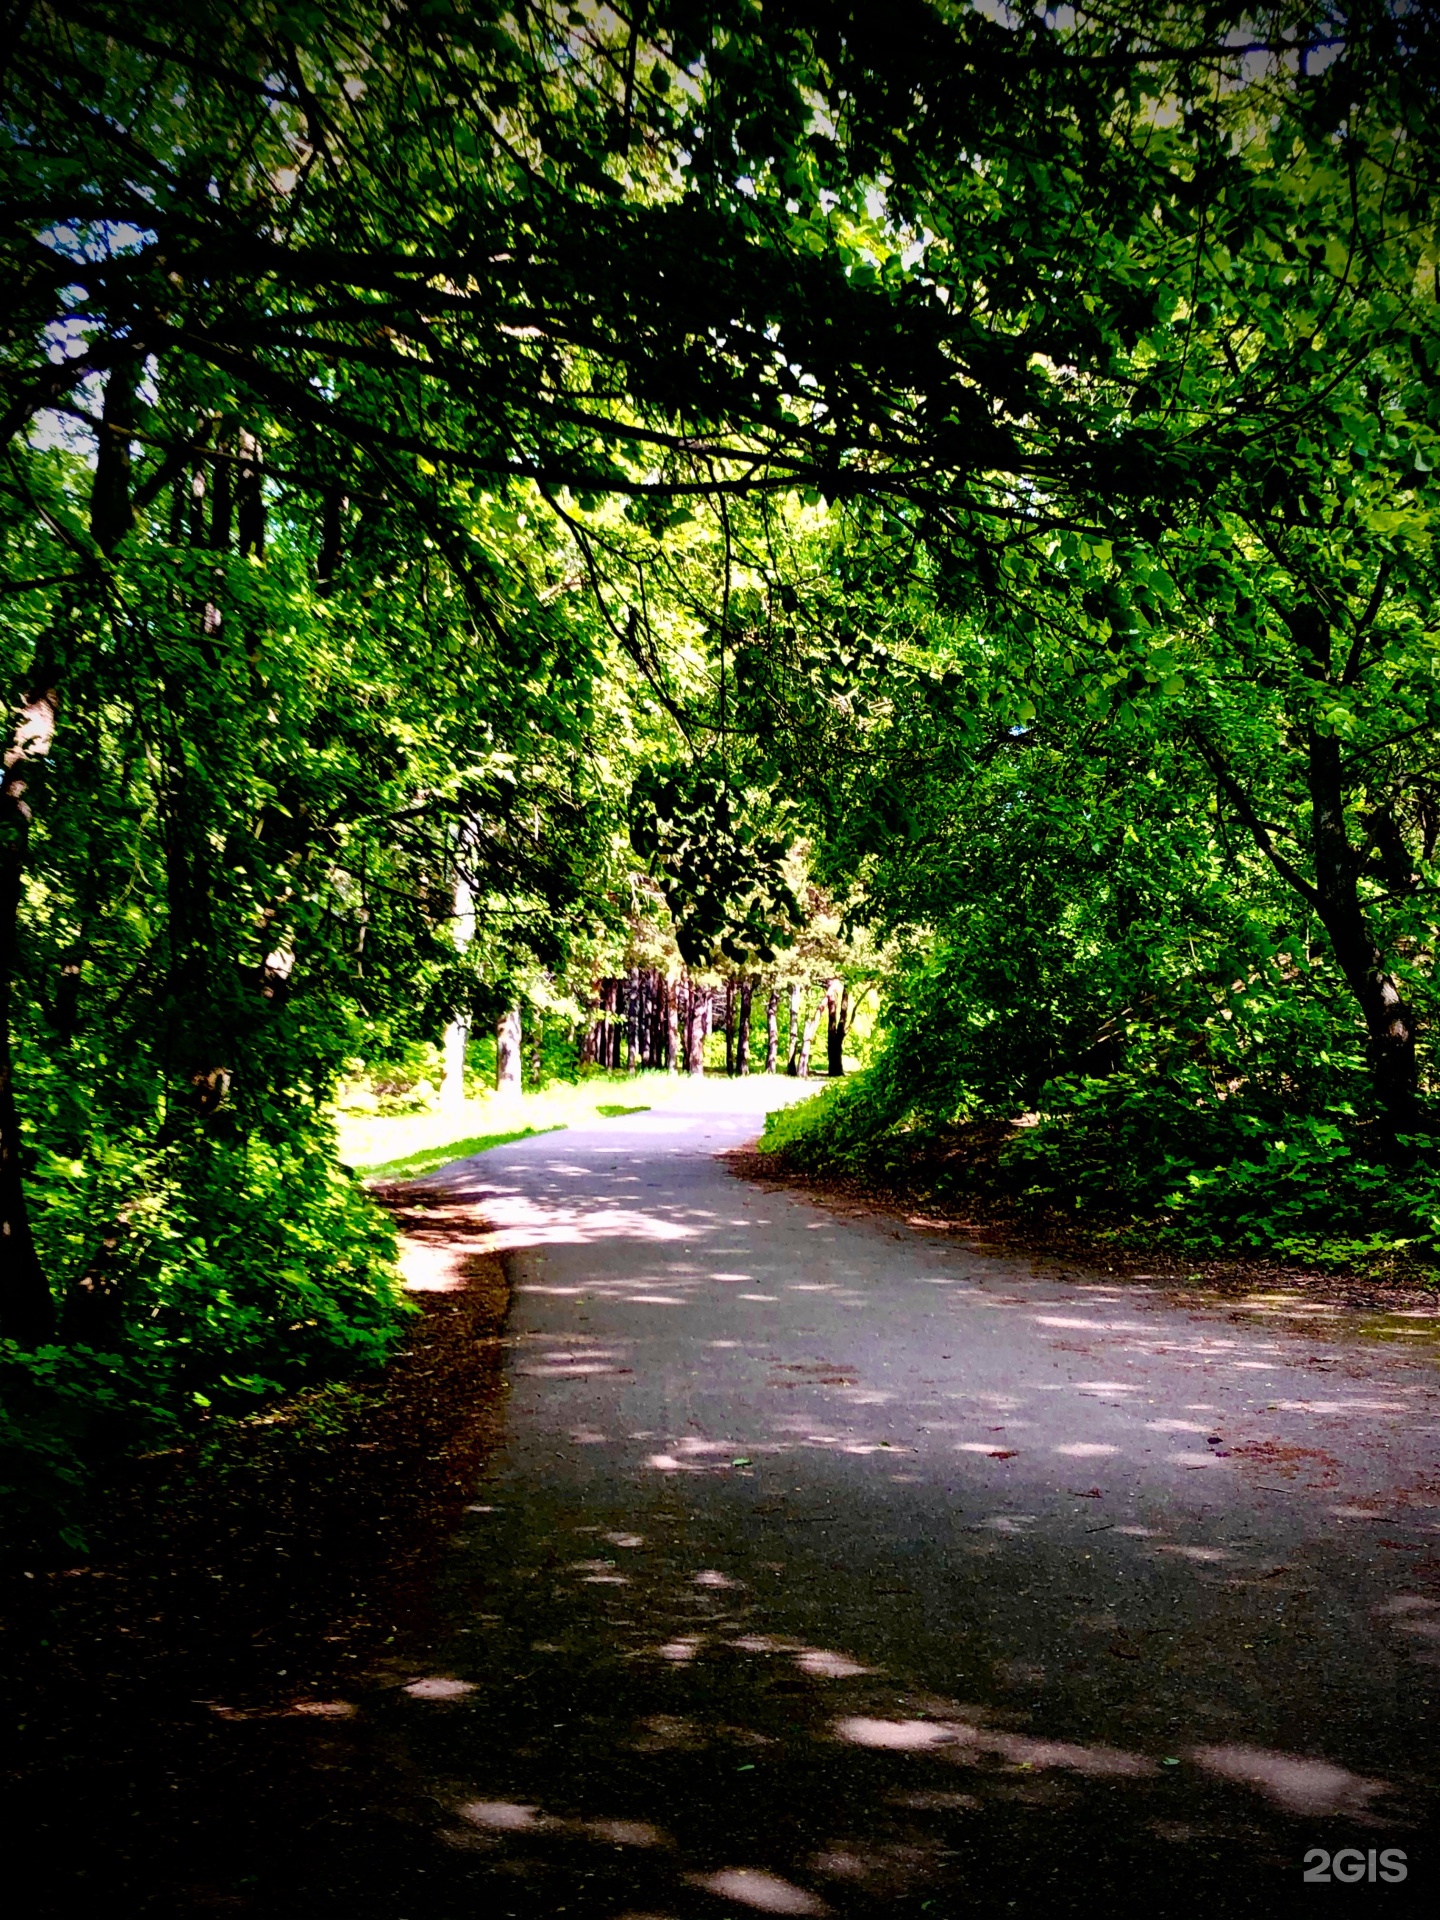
[[358, 1125, 565, 1184], [336, 1071, 673, 1179]]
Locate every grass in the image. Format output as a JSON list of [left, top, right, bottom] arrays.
[[357, 1125, 564, 1184], [336, 1071, 674, 1181]]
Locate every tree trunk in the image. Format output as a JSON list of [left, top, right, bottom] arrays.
[[495, 1005, 522, 1093], [737, 976, 753, 1075], [209, 437, 233, 550], [317, 487, 345, 594], [580, 981, 600, 1067], [0, 681, 57, 1345], [1196, 612, 1420, 1135], [665, 977, 679, 1071], [797, 991, 823, 1079], [826, 978, 849, 1077], [1308, 729, 1417, 1131], [439, 870, 472, 1110], [685, 983, 710, 1075], [785, 980, 802, 1075], [440, 1019, 468, 1111], [765, 985, 779, 1073], [235, 429, 265, 559], [626, 965, 639, 1070], [91, 358, 138, 554], [723, 978, 735, 1076]]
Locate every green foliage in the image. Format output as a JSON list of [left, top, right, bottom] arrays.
[[6, 0, 1440, 1544], [764, 1057, 1440, 1282], [1008, 1075, 1440, 1277], [630, 761, 801, 967], [0, 1341, 145, 1554]]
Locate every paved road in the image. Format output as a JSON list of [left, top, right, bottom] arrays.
[[356, 1079, 1439, 1918]]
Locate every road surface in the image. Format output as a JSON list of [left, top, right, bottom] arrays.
[[348, 1079, 1440, 1916]]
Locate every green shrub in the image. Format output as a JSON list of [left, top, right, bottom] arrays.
[[761, 1063, 1440, 1280], [1007, 1072, 1440, 1272]]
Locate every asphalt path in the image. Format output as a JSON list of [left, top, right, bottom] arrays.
[[355, 1078, 1440, 1918]]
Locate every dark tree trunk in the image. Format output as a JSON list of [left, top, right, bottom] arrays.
[[91, 359, 138, 554], [649, 971, 664, 1067], [765, 985, 779, 1073], [723, 979, 735, 1076], [209, 440, 233, 550], [626, 966, 639, 1070], [1196, 607, 1420, 1137], [1309, 729, 1417, 1131], [665, 977, 679, 1071], [162, 770, 223, 1107], [737, 976, 753, 1075], [797, 991, 823, 1079], [0, 680, 57, 1345], [785, 980, 802, 1075], [187, 463, 207, 546], [826, 978, 850, 1077], [685, 981, 710, 1075], [236, 429, 265, 559], [317, 488, 345, 594]]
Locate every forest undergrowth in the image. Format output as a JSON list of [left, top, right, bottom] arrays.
[[0, 1180, 509, 1909], [756, 1071, 1440, 1305]]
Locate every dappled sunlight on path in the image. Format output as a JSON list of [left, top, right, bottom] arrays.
[[325, 1085, 1440, 1916]]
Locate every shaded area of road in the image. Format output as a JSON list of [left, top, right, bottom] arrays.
[[298, 1080, 1438, 1916]]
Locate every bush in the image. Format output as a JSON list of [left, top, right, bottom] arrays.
[[6, 1120, 408, 1564], [1007, 1071, 1440, 1272], [761, 1063, 1440, 1281]]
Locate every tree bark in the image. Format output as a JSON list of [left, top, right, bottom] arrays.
[[91, 358, 138, 554], [723, 978, 735, 1076], [1308, 728, 1417, 1130], [797, 991, 824, 1079], [737, 975, 753, 1075], [495, 1005, 522, 1093], [0, 681, 57, 1344], [439, 872, 472, 1111], [317, 487, 345, 594], [785, 980, 801, 1075], [665, 977, 679, 1071], [1194, 611, 1419, 1134], [765, 985, 779, 1073], [685, 982, 710, 1075], [236, 429, 265, 559], [826, 977, 849, 1077], [440, 1019, 468, 1111]]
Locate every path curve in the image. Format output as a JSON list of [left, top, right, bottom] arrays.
[[358, 1079, 1439, 1917]]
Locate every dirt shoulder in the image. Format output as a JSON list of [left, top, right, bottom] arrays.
[[724, 1145, 1440, 1321], [0, 1183, 509, 1916]]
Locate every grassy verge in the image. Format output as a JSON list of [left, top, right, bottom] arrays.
[[359, 1123, 564, 1183], [335, 1069, 672, 1179]]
